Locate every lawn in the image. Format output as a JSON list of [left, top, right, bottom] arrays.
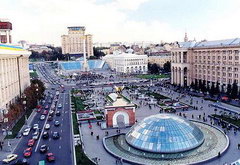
[[146, 92, 169, 100], [212, 114, 240, 127], [73, 96, 86, 111], [75, 145, 95, 165], [136, 74, 170, 79], [72, 113, 80, 135]]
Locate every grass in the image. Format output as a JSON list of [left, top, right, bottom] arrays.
[[212, 114, 240, 127], [136, 74, 170, 79], [146, 92, 169, 100], [73, 96, 86, 111], [72, 113, 80, 135], [75, 145, 95, 165]]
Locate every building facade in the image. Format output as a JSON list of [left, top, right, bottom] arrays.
[[0, 19, 12, 44], [0, 44, 31, 122], [103, 52, 148, 74], [148, 51, 171, 67], [171, 38, 240, 89], [61, 26, 93, 58]]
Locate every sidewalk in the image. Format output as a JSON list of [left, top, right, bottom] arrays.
[[0, 111, 37, 161]]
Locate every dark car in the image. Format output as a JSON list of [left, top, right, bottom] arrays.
[[47, 116, 53, 121], [40, 144, 49, 153], [46, 153, 55, 162], [13, 158, 29, 165], [56, 111, 61, 116], [42, 132, 49, 139], [52, 132, 59, 139], [54, 121, 60, 127]]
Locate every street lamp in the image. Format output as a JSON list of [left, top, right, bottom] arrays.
[[22, 95, 27, 125]]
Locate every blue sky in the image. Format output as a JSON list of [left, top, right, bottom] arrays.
[[1, 0, 240, 45]]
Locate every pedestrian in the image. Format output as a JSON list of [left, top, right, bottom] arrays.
[[91, 132, 93, 136]]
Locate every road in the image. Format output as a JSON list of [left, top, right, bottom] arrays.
[[4, 64, 74, 165]]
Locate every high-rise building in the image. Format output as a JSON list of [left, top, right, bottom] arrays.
[[0, 19, 31, 123], [0, 19, 12, 44], [61, 26, 93, 58]]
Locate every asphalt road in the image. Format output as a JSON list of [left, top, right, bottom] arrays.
[[6, 64, 74, 165]]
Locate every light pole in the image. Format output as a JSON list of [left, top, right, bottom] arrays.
[[22, 95, 27, 125]]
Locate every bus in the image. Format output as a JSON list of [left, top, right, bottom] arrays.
[[38, 160, 45, 165]]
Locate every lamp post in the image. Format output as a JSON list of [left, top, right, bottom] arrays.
[[22, 95, 27, 125]]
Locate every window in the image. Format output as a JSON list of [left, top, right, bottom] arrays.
[[229, 56, 233, 60], [235, 74, 238, 78], [235, 56, 239, 60]]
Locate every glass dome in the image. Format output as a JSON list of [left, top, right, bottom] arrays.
[[125, 114, 204, 153]]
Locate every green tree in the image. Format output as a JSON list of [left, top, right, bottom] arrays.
[[226, 84, 232, 96], [210, 82, 215, 95], [231, 80, 238, 99], [215, 81, 220, 94], [163, 61, 171, 73]]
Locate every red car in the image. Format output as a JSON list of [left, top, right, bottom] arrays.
[[27, 139, 35, 147], [42, 110, 48, 115], [46, 153, 55, 162], [37, 108, 42, 113], [23, 147, 32, 157]]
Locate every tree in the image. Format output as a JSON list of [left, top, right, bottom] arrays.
[[148, 63, 161, 74], [199, 79, 203, 92], [215, 81, 220, 95], [206, 81, 210, 93], [231, 80, 238, 99], [93, 47, 105, 59], [190, 81, 195, 90], [210, 82, 215, 96], [226, 84, 232, 96], [194, 79, 199, 91], [163, 61, 171, 73]]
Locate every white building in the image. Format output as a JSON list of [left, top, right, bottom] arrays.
[[0, 44, 31, 122], [103, 52, 148, 73], [61, 26, 93, 58]]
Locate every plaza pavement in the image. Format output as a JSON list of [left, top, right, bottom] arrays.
[[80, 85, 240, 165]]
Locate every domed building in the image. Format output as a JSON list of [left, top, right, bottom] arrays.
[[103, 113, 229, 165], [126, 114, 204, 153]]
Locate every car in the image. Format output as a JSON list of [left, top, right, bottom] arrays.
[[40, 115, 45, 121], [47, 116, 53, 121], [32, 131, 39, 140], [54, 121, 60, 127], [45, 124, 50, 130], [49, 110, 54, 116], [39, 144, 49, 153], [22, 127, 31, 136], [44, 105, 49, 110], [23, 147, 32, 157], [42, 110, 48, 115], [27, 139, 35, 147], [52, 132, 59, 139], [56, 111, 61, 116], [48, 100, 52, 104], [42, 132, 49, 139], [13, 158, 29, 165], [33, 123, 39, 130], [2, 154, 18, 164], [57, 104, 62, 109], [46, 153, 55, 162], [37, 108, 41, 113]]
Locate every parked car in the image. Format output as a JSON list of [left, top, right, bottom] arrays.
[[27, 139, 35, 147], [47, 116, 53, 121], [42, 110, 48, 115], [2, 154, 18, 164], [40, 144, 49, 153], [23, 147, 32, 157], [46, 153, 55, 162], [57, 104, 62, 109], [52, 132, 60, 139], [16, 132, 22, 138], [22, 127, 31, 136]]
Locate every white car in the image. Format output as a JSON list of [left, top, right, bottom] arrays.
[[40, 115, 45, 120], [33, 124, 39, 130], [45, 124, 50, 130], [22, 127, 31, 136], [32, 131, 39, 140], [58, 104, 62, 108], [2, 154, 18, 163]]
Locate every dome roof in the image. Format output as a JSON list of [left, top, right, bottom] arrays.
[[125, 114, 204, 153]]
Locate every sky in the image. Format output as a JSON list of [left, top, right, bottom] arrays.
[[1, 0, 240, 46]]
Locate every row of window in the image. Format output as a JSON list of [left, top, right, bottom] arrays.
[[195, 75, 238, 84], [195, 65, 239, 71]]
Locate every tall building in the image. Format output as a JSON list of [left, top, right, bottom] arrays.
[[0, 20, 31, 123], [61, 26, 93, 58], [171, 38, 240, 90], [0, 19, 12, 44], [0, 44, 31, 122]]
